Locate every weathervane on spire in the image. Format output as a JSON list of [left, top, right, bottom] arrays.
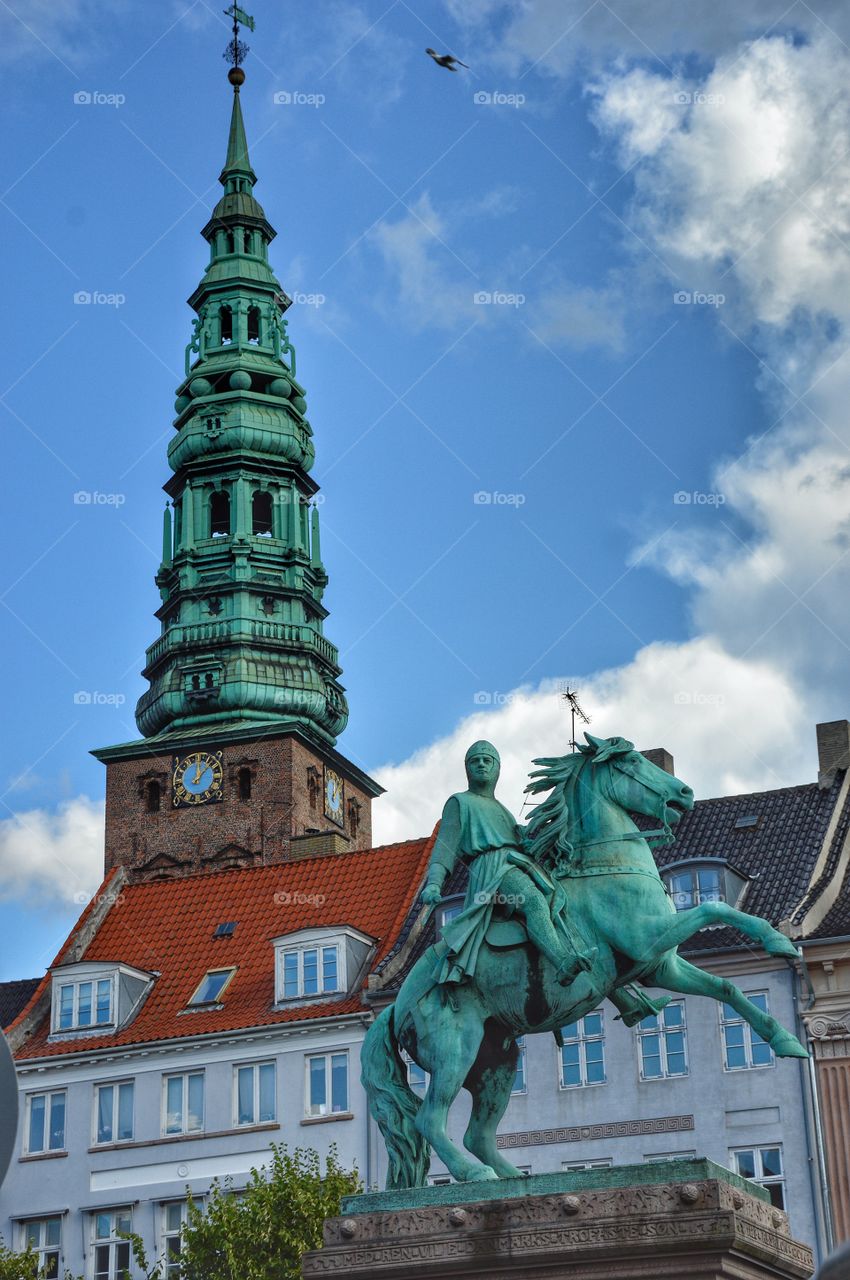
[[223, 4, 254, 85]]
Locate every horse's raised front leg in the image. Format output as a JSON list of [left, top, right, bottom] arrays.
[[648, 953, 807, 1058], [413, 993, 497, 1183], [462, 1028, 525, 1178], [636, 902, 798, 973]]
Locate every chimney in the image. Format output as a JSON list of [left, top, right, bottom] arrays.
[[641, 748, 675, 775], [816, 720, 850, 788]]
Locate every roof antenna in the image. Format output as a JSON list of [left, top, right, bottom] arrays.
[[561, 685, 591, 752]]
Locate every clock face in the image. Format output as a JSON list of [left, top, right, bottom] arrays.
[[324, 767, 344, 826], [172, 751, 224, 807]]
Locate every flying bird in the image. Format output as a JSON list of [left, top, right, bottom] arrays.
[[426, 47, 469, 71]]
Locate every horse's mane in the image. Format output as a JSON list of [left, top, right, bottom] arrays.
[[523, 750, 588, 868]]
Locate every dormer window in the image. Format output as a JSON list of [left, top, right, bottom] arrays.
[[273, 926, 374, 1004], [56, 976, 113, 1031], [663, 859, 748, 912]]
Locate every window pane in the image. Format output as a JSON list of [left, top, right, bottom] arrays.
[[766, 1182, 785, 1209], [165, 1203, 183, 1232], [44, 1252, 59, 1279], [98, 1085, 114, 1144], [584, 1013, 602, 1037], [726, 1041, 747, 1070], [95, 1215, 110, 1241], [751, 1039, 773, 1067], [283, 952, 298, 998], [237, 1067, 253, 1125], [761, 1148, 782, 1178], [322, 947, 338, 992], [117, 1083, 133, 1141], [45, 1219, 61, 1248], [116, 1241, 130, 1275], [751, 993, 768, 1013], [49, 1094, 65, 1150], [303, 950, 319, 995], [187, 1075, 203, 1131], [258, 1063, 275, 1122], [29, 1095, 46, 1152], [96, 980, 112, 1024], [331, 1054, 348, 1112], [664, 1004, 684, 1029], [165, 1077, 183, 1133], [25, 1223, 39, 1248], [669, 872, 693, 910], [561, 1022, 578, 1040], [94, 1245, 110, 1280], [115, 1213, 131, 1236], [58, 986, 74, 1030], [309, 1057, 326, 1110], [641, 1047, 662, 1078], [192, 971, 229, 1004], [735, 1150, 756, 1180], [78, 982, 92, 1026], [697, 868, 723, 902]]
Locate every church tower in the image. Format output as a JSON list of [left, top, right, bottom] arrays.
[[93, 36, 382, 880]]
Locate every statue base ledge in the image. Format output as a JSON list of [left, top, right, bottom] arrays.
[[303, 1160, 814, 1280]]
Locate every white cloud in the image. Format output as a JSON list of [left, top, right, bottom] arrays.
[[0, 797, 104, 907], [373, 636, 810, 844]]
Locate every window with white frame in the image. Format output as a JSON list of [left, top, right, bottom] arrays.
[[161, 1202, 188, 1279], [560, 1011, 605, 1087], [731, 1146, 785, 1209], [55, 977, 113, 1031], [438, 899, 464, 936], [280, 944, 339, 999], [663, 861, 747, 912], [163, 1072, 204, 1135], [644, 1150, 697, 1163], [306, 1052, 349, 1116], [512, 1036, 527, 1094], [637, 1002, 688, 1079], [720, 995, 773, 1070], [234, 1062, 276, 1126], [402, 1052, 428, 1094], [25, 1090, 66, 1154], [562, 1158, 613, 1171], [428, 1174, 452, 1186], [92, 1209, 132, 1280], [188, 968, 235, 1006], [94, 1081, 134, 1145], [20, 1217, 61, 1278]]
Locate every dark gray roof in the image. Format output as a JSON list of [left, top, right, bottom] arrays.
[[377, 770, 850, 986], [0, 978, 39, 1030]]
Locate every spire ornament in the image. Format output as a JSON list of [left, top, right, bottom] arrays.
[[223, 4, 254, 86]]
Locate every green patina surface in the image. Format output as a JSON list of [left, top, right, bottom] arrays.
[[132, 73, 348, 748], [342, 1158, 770, 1215]]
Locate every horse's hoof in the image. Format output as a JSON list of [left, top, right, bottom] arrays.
[[765, 936, 799, 960], [465, 1166, 499, 1182], [769, 1031, 808, 1059]]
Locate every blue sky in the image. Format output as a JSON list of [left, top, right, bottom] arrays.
[[3, 0, 850, 980]]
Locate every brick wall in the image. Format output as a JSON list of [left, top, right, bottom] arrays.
[[102, 733, 374, 881]]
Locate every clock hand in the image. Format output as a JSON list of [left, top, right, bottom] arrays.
[[193, 762, 203, 784]]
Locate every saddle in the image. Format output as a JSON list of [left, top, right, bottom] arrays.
[[485, 917, 529, 948]]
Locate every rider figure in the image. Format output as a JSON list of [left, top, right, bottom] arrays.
[[421, 741, 593, 987]]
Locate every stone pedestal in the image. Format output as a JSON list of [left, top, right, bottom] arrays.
[[303, 1160, 814, 1279]]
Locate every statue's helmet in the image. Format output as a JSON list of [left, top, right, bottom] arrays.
[[465, 740, 500, 765]]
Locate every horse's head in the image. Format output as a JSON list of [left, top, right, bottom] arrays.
[[524, 733, 694, 867], [580, 733, 694, 834]]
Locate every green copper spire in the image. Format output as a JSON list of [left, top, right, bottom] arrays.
[[134, 62, 348, 748]]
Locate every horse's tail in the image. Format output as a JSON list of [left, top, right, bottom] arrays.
[[361, 1004, 430, 1190]]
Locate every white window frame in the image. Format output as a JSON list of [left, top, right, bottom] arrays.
[[24, 1090, 66, 1155], [511, 1036, 527, 1095], [636, 1001, 688, 1080], [305, 1051, 349, 1117], [19, 1216, 62, 1278], [428, 1174, 452, 1186], [233, 1061, 276, 1127], [53, 974, 115, 1033], [91, 1208, 133, 1280], [279, 944, 340, 1000], [160, 1201, 189, 1279], [93, 1080, 135, 1146], [730, 1145, 786, 1208], [162, 1071, 205, 1136], [720, 993, 774, 1071], [562, 1158, 613, 1171], [272, 925, 374, 1003], [644, 1150, 697, 1163], [559, 1011, 606, 1088], [402, 1051, 428, 1094]]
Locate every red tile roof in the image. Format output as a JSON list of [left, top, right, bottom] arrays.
[[11, 837, 434, 1060]]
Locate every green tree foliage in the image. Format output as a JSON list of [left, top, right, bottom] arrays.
[[0, 1239, 38, 1280], [179, 1145, 360, 1280]]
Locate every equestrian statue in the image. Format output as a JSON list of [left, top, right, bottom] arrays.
[[361, 734, 807, 1188]]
